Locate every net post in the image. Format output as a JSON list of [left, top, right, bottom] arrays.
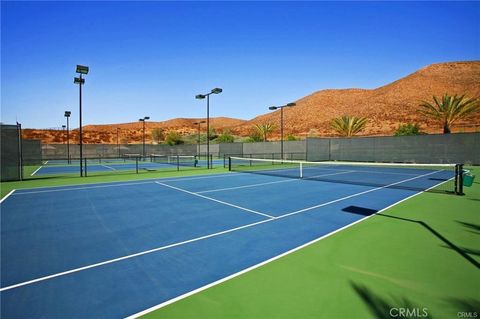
[[177, 155, 180, 171], [228, 157, 232, 171], [454, 164, 459, 194], [300, 162, 303, 178], [84, 158, 88, 177], [136, 156, 139, 174], [456, 164, 464, 195]]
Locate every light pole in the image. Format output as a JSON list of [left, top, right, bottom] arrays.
[[138, 116, 150, 160], [196, 88, 222, 169], [62, 125, 66, 144], [116, 128, 120, 157], [193, 120, 206, 157], [64, 111, 71, 163], [269, 102, 296, 160], [74, 65, 89, 176]]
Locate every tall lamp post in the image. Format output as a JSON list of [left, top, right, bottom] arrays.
[[268, 102, 296, 160], [196, 88, 222, 169], [64, 111, 71, 163], [193, 120, 206, 157], [74, 65, 89, 177], [62, 125, 66, 144], [138, 116, 150, 160], [116, 128, 120, 157]]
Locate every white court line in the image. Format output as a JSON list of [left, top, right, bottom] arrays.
[[302, 165, 422, 176], [11, 181, 157, 195], [198, 170, 354, 194], [126, 172, 450, 318], [275, 170, 443, 219], [11, 172, 242, 195], [101, 165, 117, 171], [30, 166, 43, 176], [0, 169, 445, 292], [155, 182, 275, 219], [0, 218, 274, 292], [0, 190, 16, 204]]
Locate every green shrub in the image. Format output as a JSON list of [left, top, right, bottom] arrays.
[[216, 130, 235, 143], [245, 131, 263, 143], [165, 131, 184, 145], [286, 134, 299, 141], [394, 123, 422, 136]]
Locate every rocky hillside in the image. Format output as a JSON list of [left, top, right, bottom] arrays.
[[231, 61, 480, 137], [22, 61, 480, 143]]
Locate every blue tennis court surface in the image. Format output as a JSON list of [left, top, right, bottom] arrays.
[[33, 159, 224, 175], [1, 165, 454, 318]]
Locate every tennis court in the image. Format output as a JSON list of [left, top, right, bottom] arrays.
[[0, 160, 460, 318], [31, 157, 225, 176]]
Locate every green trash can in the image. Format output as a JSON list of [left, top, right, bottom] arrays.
[[463, 170, 475, 187]]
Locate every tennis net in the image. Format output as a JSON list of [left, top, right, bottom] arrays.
[[150, 154, 197, 167], [228, 156, 464, 195]]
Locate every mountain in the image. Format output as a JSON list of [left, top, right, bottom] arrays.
[[22, 61, 480, 144], [231, 61, 480, 137]]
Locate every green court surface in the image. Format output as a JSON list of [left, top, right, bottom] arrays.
[[142, 167, 479, 319]]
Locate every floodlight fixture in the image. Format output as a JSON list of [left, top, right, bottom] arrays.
[[195, 88, 223, 169], [139, 116, 150, 159], [64, 111, 71, 117], [76, 65, 89, 75], [74, 77, 85, 84], [74, 64, 89, 176], [269, 102, 296, 160]]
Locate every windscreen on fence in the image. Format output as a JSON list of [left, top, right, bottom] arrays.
[[1, 124, 21, 181]]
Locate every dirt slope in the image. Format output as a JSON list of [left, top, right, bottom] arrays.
[[23, 61, 480, 143]]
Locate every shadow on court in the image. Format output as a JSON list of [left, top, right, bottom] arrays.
[[350, 282, 432, 319], [341, 206, 480, 269]]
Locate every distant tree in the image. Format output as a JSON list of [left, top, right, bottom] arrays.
[[245, 130, 263, 143], [151, 128, 165, 144], [165, 131, 184, 145], [394, 123, 422, 136], [216, 130, 235, 143], [254, 123, 276, 141], [286, 134, 299, 141], [120, 137, 129, 144], [418, 94, 480, 134], [331, 116, 368, 137], [208, 127, 218, 140]]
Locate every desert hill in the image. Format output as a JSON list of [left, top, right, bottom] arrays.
[[231, 61, 480, 137], [22, 61, 480, 144]]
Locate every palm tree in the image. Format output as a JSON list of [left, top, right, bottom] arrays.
[[331, 116, 368, 137], [418, 94, 479, 134], [254, 123, 276, 141]]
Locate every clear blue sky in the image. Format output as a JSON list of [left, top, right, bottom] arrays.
[[1, 1, 479, 129]]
